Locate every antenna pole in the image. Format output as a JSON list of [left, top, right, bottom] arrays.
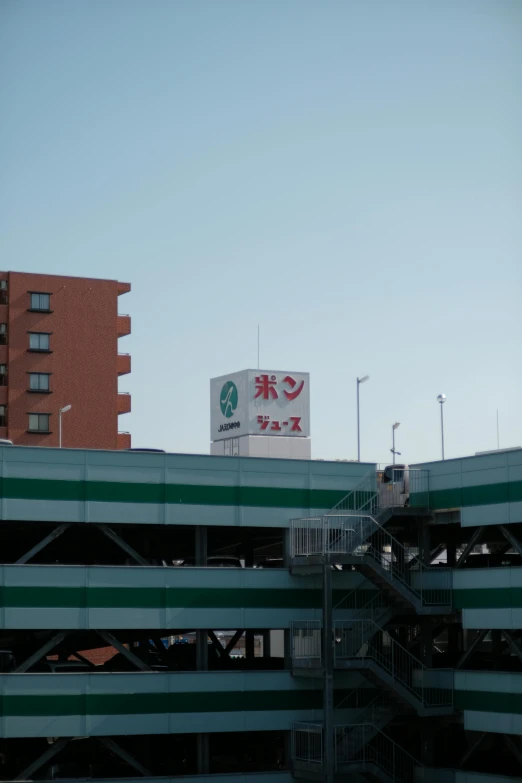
[[497, 409, 500, 450], [257, 325, 260, 370]]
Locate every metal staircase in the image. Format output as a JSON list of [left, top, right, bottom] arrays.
[[289, 467, 453, 782], [292, 721, 421, 782], [335, 620, 453, 716], [329, 469, 380, 516], [335, 723, 421, 782], [337, 513, 452, 613], [291, 512, 451, 614], [335, 691, 402, 753], [290, 592, 399, 674], [334, 589, 407, 643]]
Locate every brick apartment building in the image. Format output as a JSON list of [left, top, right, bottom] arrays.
[[0, 271, 131, 449]]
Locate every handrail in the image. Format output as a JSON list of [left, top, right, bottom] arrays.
[[293, 720, 421, 779], [335, 688, 390, 719], [337, 722, 421, 780], [291, 592, 390, 670], [290, 467, 431, 559], [330, 469, 379, 516], [335, 619, 453, 709], [300, 513, 452, 608], [334, 584, 392, 613]]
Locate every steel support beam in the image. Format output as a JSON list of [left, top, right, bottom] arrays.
[[15, 523, 70, 564], [429, 543, 446, 565], [284, 627, 292, 670], [283, 527, 291, 568], [420, 521, 431, 565], [446, 531, 458, 568], [455, 527, 484, 569], [196, 733, 210, 774], [149, 637, 170, 663], [505, 735, 522, 767], [14, 630, 71, 673], [207, 629, 244, 659], [98, 737, 151, 776], [224, 629, 244, 655], [455, 629, 488, 670], [457, 731, 485, 768], [66, 649, 96, 668], [97, 630, 152, 671], [448, 624, 461, 656], [208, 631, 226, 658], [195, 525, 207, 566], [499, 525, 522, 557], [322, 562, 334, 783], [245, 630, 255, 660], [196, 630, 208, 670], [502, 630, 522, 663], [96, 524, 148, 565], [14, 738, 71, 780], [262, 629, 271, 657]]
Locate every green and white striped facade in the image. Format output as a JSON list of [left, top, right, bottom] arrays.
[[0, 447, 370, 527], [1, 669, 521, 739], [411, 449, 522, 527], [1, 445, 522, 782]]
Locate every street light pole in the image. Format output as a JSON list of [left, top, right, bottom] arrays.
[[391, 422, 401, 465], [59, 405, 72, 448], [356, 376, 369, 461], [437, 394, 446, 460]]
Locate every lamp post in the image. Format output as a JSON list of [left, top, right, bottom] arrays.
[[356, 375, 370, 461], [437, 394, 446, 460], [391, 422, 401, 465], [59, 405, 72, 448]]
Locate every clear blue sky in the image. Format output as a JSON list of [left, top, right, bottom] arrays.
[[1, 0, 521, 463]]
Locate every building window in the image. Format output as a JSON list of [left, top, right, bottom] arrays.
[[28, 333, 51, 352], [29, 292, 51, 312], [28, 413, 50, 433], [28, 373, 50, 392], [0, 365, 6, 386], [0, 406, 6, 427]]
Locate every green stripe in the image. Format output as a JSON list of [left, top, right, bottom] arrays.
[[0, 689, 322, 717], [455, 690, 522, 714], [3, 688, 520, 718], [411, 480, 522, 511], [0, 477, 351, 510], [454, 588, 522, 609], [19, 584, 522, 612], [0, 586, 350, 610], [0, 687, 356, 717]]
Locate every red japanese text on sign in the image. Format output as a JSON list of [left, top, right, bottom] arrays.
[[282, 375, 305, 401], [254, 374, 278, 400], [256, 415, 302, 433]]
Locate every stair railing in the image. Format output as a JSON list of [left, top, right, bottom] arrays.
[[290, 620, 322, 669], [330, 469, 379, 516], [335, 723, 421, 782], [335, 688, 392, 723], [334, 584, 393, 615], [335, 619, 453, 709], [323, 514, 452, 608], [292, 721, 323, 767]]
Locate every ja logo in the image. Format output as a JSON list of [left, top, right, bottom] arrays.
[[220, 381, 238, 418]]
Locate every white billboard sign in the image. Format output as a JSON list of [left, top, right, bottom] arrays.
[[210, 369, 310, 442]]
